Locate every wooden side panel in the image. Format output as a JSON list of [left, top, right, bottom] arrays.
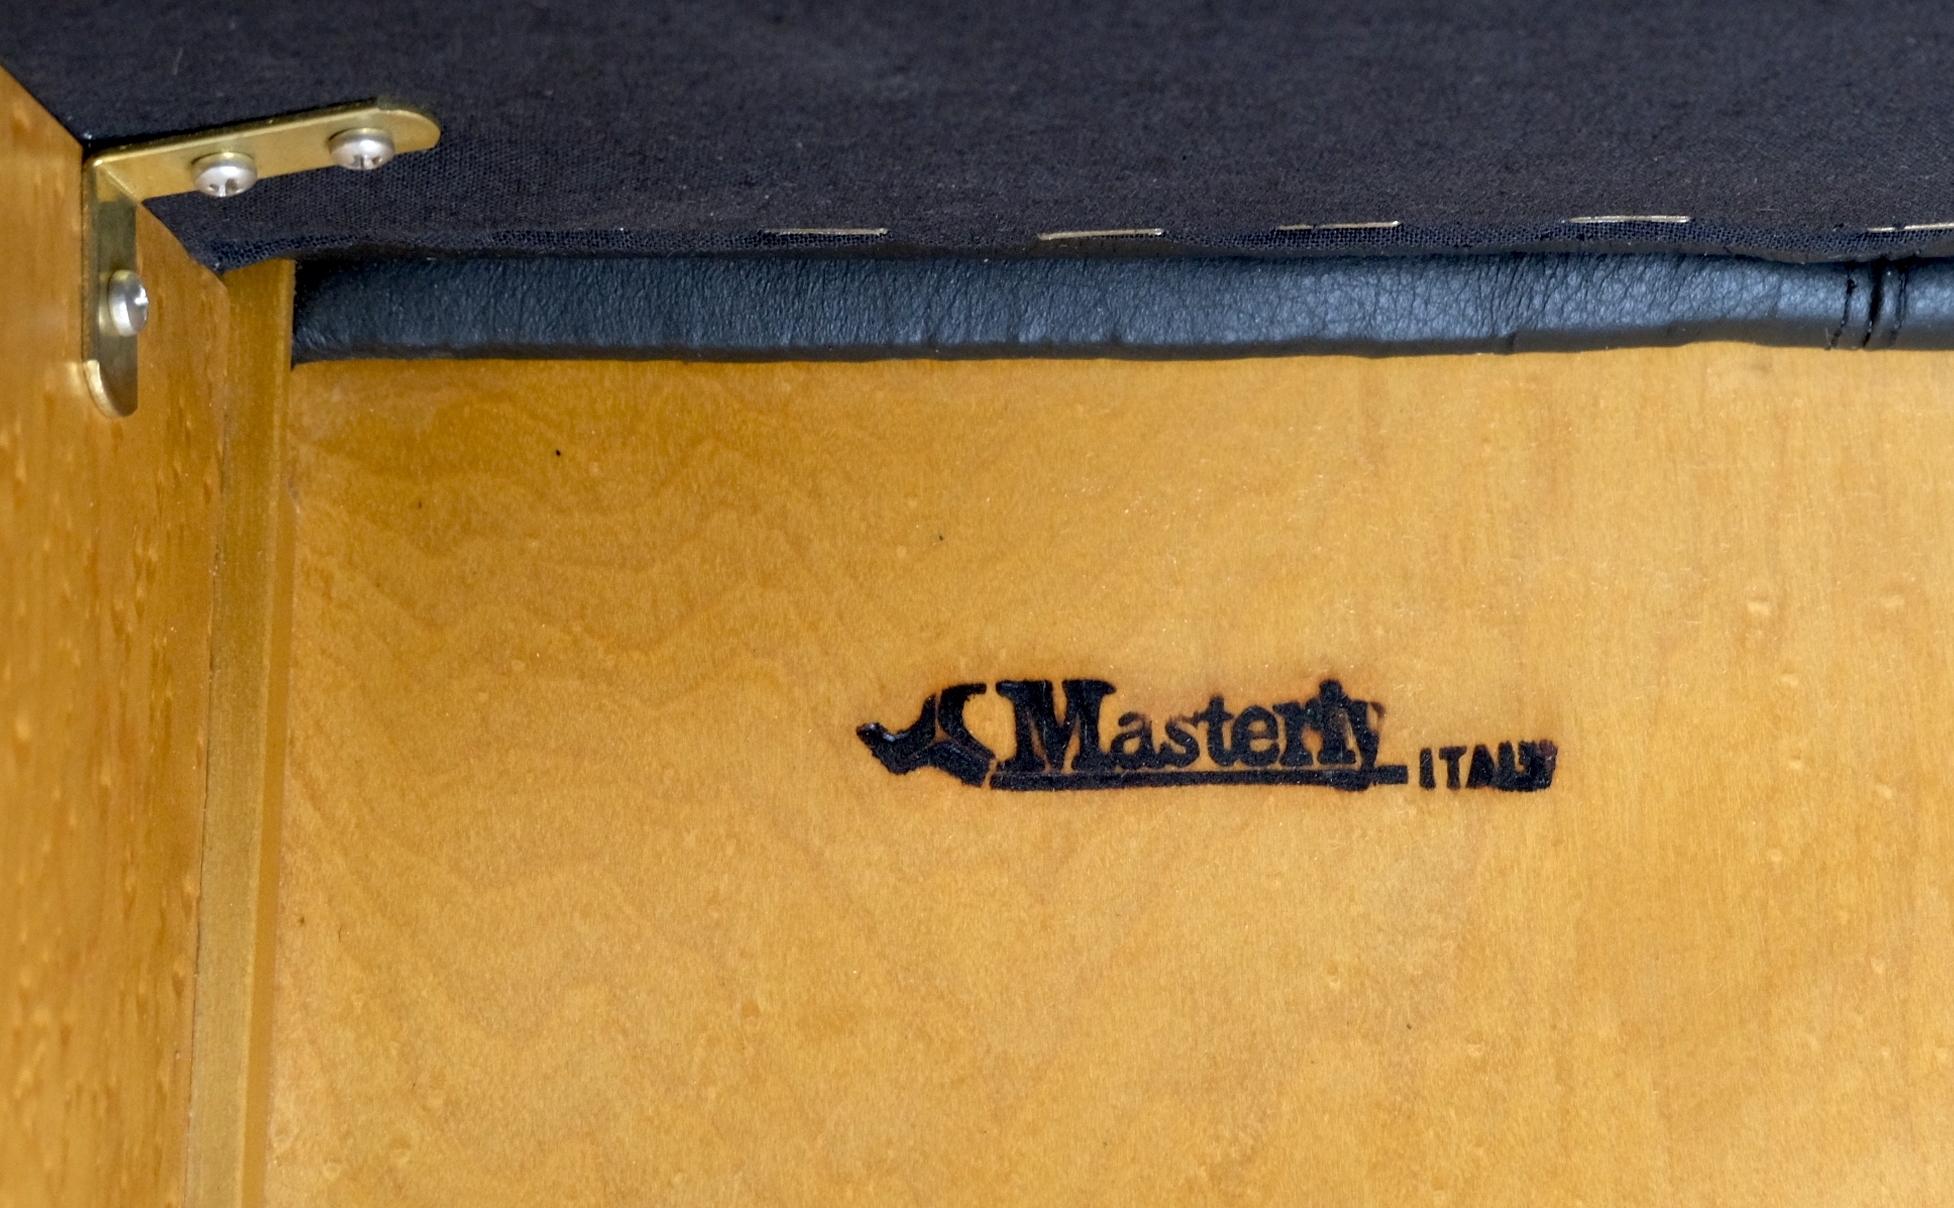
[[269, 352, 1954, 1205], [0, 72, 230, 1208]]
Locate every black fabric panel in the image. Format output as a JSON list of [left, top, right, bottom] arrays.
[[290, 254, 1954, 362], [7, 1, 1954, 269]]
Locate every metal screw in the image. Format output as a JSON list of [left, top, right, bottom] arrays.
[[191, 150, 258, 197], [328, 127, 396, 171], [104, 269, 149, 337]]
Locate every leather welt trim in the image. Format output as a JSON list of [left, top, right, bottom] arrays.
[[293, 253, 1954, 362]]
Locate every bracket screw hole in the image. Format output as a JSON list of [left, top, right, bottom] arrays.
[[328, 127, 396, 171], [104, 270, 149, 337], [192, 150, 259, 197]]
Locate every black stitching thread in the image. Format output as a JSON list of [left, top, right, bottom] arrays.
[[1831, 272, 1855, 349], [1860, 265, 1886, 349]]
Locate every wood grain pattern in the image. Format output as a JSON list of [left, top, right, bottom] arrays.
[[1, 69, 230, 1208], [269, 351, 1954, 1205], [186, 260, 298, 1208]]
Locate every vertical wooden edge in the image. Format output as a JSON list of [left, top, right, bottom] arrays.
[[185, 259, 298, 1208]]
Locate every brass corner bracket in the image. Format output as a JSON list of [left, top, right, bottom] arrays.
[[82, 100, 440, 417]]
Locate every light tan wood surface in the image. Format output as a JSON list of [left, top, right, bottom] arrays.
[[2, 70, 231, 1208], [186, 261, 299, 1208], [267, 351, 1954, 1205]]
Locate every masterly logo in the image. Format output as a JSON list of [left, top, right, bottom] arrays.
[[858, 678, 1557, 793]]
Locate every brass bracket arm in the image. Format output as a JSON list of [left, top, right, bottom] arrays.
[[82, 101, 440, 416]]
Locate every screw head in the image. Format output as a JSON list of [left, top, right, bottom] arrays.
[[328, 127, 396, 171], [191, 150, 258, 197], [104, 269, 149, 337]]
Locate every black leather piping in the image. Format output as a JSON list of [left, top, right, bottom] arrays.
[[292, 254, 1954, 362]]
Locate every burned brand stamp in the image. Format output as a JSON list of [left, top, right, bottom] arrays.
[[859, 678, 1556, 793]]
